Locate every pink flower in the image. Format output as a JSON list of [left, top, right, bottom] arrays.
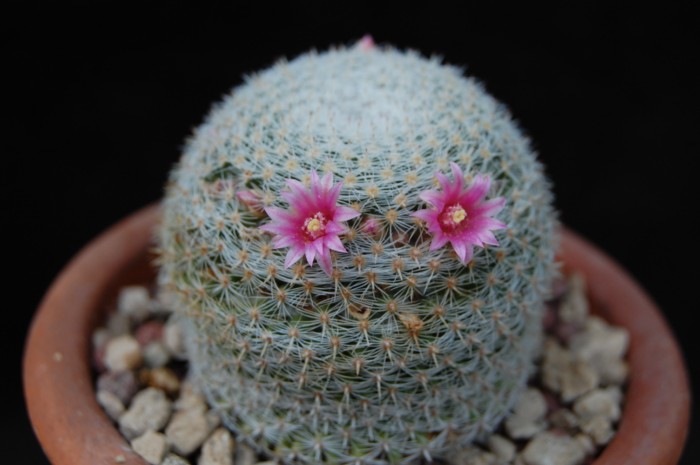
[[260, 171, 361, 276], [412, 163, 506, 264], [357, 34, 375, 51]]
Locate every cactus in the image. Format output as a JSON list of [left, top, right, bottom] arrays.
[[157, 40, 557, 465]]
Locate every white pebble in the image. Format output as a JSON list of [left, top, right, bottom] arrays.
[[143, 341, 171, 368], [505, 388, 548, 439], [166, 405, 212, 456], [119, 388, 172, 439], [162, 453, 191, 465], [487, 434, 516, 462], [558, 274, 589, 324], [579, 415, 615, 446], [164, 317, 188, 360], [465, 451, 497, 465], [573, 387, 621, 423], [96, 389, 125, 421], [542, 338, 598, 402], [118, 285, 152, 323], [175, 381, 208, 412], [104, 335, 143, 372], [199, 428, 234, 465], [446, 445, 483, 465], [549, 409, 579, 430], [522, 432, 585, 465], [569, 316, 629, 385], [574, 433, 595, 455], [131, 430, 168, 465]]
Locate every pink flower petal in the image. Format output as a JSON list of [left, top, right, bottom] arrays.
[[452, 240, 469, 262], [419, 190, 446, 210], [325, 235, 347, 253], [471, 196, 506, 217], [284, 246, 306, 268], [324, 222, 346, 235], [451, 240, 474, 264], [334, 206, 361, 222], [449, 162, 464, 192], [305, 245, 317, 267], [429, 233, 449, 251], [477, 230, 500, 247], [459, 174, 491, 206], [317, 250, 333, 276]]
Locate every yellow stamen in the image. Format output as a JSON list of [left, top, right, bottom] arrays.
[[306, 218, 322, 232], [451, 206, 467, 224]]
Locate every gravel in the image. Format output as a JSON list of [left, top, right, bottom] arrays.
[[131, 430, 169, 465], [119, 387, 172, 440], [93, 275, 629, 465]]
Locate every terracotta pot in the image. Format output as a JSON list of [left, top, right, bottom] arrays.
[[24, 204, 690, 465]]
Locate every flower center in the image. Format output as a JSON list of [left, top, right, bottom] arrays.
[[307, 218, 322, 232], [440, 204, 468, 232], [303, 212, 327, 240], [451, 206, 467, 224]]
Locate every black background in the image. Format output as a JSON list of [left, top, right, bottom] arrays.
[[6, 4, 697, 464]]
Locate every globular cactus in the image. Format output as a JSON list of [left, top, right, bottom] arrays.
[[157, 39, 557, 465]]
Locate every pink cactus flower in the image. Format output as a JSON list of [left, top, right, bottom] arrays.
[[357, 34, 375, 51], [260, 171, 361, 276], [412, 163, 506, 264]]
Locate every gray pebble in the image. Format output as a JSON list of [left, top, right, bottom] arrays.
[[118, 285, 152, 323], [166, 405, 212, 456], [579, 416, 614, 446], [199, 428, 234, 465], [574, 433, 595, 455], [131, 430, 168, 465], [522, 432, 585, 465], [542, 338, 598, 402], [446, 445, 483, 465], [573, 387, 621, 423], [161, 453, 191, 465], [569, 317, 629, 386], [119, 388, 172, 440], [97, 370, 138, 405], [144, 341, 171, 368], [548, 409, 579, 431], [164, 317, 188, 360], [558, 274, 589, 324], [174, 381, 207, 412], [466, 451, 497, 465], [487, 434, 516, 462], [505, 388, 548, 439], [96, 389, 125, 421]]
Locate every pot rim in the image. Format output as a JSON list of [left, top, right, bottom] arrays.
[[23, 204, 690, 465]]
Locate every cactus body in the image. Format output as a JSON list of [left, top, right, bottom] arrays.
[[158, 43, 557, 465]]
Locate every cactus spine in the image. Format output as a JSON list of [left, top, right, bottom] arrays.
[[158, 42, 557, 465]]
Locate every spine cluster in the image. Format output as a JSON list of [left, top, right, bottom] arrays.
[[158, 42, 557, 465]]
